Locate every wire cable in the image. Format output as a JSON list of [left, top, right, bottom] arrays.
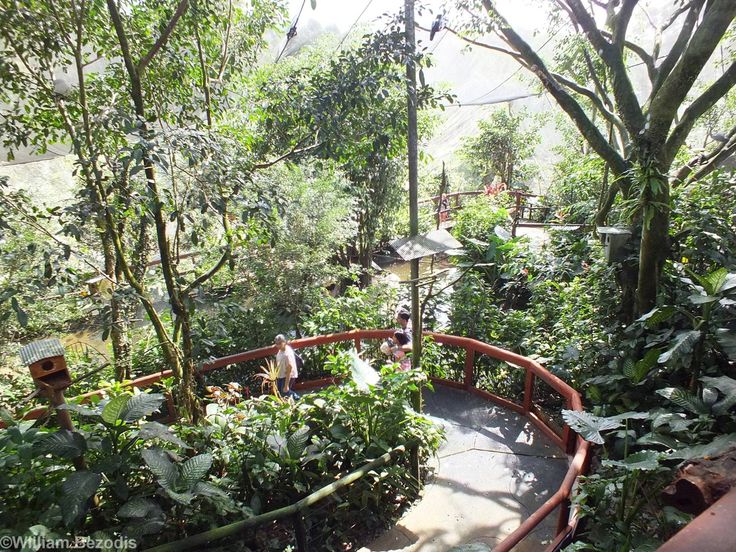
[[275, 0, 307, 63], [334, 0, 374, 54]]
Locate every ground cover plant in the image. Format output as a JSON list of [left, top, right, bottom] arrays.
[[0, 352, 442, 551]]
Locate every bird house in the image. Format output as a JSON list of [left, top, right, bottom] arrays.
[[597, 227, 632, 263], [19, 338, 71, 390]]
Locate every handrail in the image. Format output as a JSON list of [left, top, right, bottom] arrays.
[[16, 329, 590, 550], [143, 444, 409, 552]]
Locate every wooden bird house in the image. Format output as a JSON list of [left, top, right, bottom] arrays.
[[19, 338, 71, 390]]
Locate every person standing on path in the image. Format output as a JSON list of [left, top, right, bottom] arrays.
[[274, 334, 300, 400]]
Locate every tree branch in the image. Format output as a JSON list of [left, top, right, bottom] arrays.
[[479, 1, 628, 176], [613, 0, 639, 51], [664, 61, 736, 165], [601, 30, 655, 82], [560, 0, 646, 137], [416, 23, 526, 62], [552, 71, 627, 136], [137, 0, 190, 73], [253, 140, 323, 169], [649, 0, 708, 100], [672, 123, 736, 184], [183, 248, 230, 295]]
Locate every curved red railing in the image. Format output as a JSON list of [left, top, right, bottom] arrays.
[[15, 330, 590, 551]]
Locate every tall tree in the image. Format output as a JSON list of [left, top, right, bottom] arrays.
[[453, 0, 736, 315]]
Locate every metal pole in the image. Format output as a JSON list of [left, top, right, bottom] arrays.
[[405, 0, 422, 485]]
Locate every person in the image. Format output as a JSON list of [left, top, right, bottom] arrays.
[[392, 308, 414, 369], [274, 334, 300, 400], [439, 193, 450, 223], [380, 330, 412, 371]]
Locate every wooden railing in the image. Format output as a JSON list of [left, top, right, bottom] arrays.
[[16, 329, 591, 551], [419, 190, 483, 223]]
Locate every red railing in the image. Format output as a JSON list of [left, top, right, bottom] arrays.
[[16, 329, 590, 550], [200, 329, 591, 551]]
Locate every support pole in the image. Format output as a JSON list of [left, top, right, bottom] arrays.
[[405, 0, 422, 484]]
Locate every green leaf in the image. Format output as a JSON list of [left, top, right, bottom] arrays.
[[35, 430, 87, 458], [11, 296, 28, 327], [562, 409, 622, 444], [625, 349, 660, 384], [688, 294, 718, 305], [102, 395, 131, 425], [715, 329, 736, 361], [61, 471, 102, 526], [193, 481, 229, 498], [287, 426, 310, 459], [58, 403, 100, 417], [120, 393, 164, 422], [181, 453, 212, 488], [658, 330, 701, 364], [602, 450, 662, 471], [698, 267, 728, 295], [656, 387, 709, 414], [142, 448, 178, 491], [700, 376, 736, 415], [637, 306, 675, 328], [117, 497, 162, 519], [138, 421, 189, 448], [669, 433, 736, 460], [607, 411, 649, 422]]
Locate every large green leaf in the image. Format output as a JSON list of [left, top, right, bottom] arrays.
[[624, 349, 660, 384], [102, 395, 131, 425], [138, 421, 189, 448], [287, 426, 310, 459], [658, 330, 701, 364], [120, 393, 164, 422], [35, 430, 87, 458], [701, 375, 736, 415], [602, 450, 662, 471], [181, 453, 213, 488], [637, 306, 675, 328], [117, 497, 162, 519], [142, 448, 178, 491], [669, 433, 736, 460], [58, 403, 100, 417], [696, 267, 728, 295], [562, 410, 622, 444], [656, 387, 709, 414], [715, 328, 736, 361], [60, 471, 102, 526]]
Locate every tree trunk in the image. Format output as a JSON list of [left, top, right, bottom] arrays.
[[636, 173, 670, 315]]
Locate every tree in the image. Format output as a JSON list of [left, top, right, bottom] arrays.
[[0, 0, 285, 419], [251, 22, 446, 285], [461, 107, 541, 186], [452, 0, 736, 316]]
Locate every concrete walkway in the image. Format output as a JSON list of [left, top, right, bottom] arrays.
[[360, 386, 569, 552]]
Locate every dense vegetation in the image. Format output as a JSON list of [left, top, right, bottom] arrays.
[[1, 1, 735, 551]]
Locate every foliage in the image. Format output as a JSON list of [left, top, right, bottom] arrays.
[[547, 145, 606, 224], [460, 108, 541, 186]]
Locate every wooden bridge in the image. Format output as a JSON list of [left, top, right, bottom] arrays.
[[420, 189, 580, 238]]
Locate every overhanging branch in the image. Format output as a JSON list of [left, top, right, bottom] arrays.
[[665, 61, 736, 165], [138, 0, 190, 73]]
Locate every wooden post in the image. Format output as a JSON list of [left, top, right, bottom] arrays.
[[48, 388, 87, 471], [523, 370, 534, 413], [463, 347, 475, 389]]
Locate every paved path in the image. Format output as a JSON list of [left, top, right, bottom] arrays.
[[360, 386, 569, 552]]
